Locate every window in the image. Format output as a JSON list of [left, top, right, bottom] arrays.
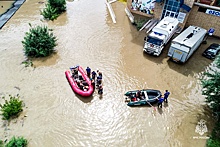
[[198, 7, 207, 12]]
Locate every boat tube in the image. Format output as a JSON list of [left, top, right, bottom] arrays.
[[125, 89, 162, 106], [65, 66, 94, 97]]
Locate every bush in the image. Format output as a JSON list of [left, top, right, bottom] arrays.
[[207, 122, 220, 147], [41, 0, 66, 21], [0, 140, 3, 147], [48, 0, 66, 14], [22, 24, 57, 57], [0, 95, 23, 120], [134, 19, 147, 31], [207, 138, 220, 147], [5, 136, 27, 147], [41, 4, 59, 21]]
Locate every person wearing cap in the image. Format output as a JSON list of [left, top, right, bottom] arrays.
[[86, 67, 91, 78]]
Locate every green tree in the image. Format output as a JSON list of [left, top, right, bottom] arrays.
[[0, 140, 3, 147], [201, 55, 220, 115], [41, 0, 66, 21], [22, 24, 57, 57], [201, 54, 220, 146], [0, 95, 23, 120], [48, 0, 66, 14], [5, 136, 27, 147], [41, 4, 59, 21]]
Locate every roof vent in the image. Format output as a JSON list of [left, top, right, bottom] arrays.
[[161, 21, 169, 28]]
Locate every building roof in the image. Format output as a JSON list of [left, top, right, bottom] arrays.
[[152, 17, 179, 37], [172, 25, 207, 48]]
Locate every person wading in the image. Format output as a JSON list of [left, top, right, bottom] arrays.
[[157, 96, 164, 108], [86, 67, 91, 78], [164, 90, 170, 103]]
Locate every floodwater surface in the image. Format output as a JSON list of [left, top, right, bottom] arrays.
[[0, 1, 15, 15], [0, 0, 217, 146]]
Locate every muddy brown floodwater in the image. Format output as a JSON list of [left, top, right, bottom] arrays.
[[0, 0, 217, 146], [0, 1, 15, 15]]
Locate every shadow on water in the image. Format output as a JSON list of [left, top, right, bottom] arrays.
[[142, 51, 166, 64], [76, 95, 94, 103], [165, 37, 220, 76], [166, 56, 211, 77], [48, 12, 68, 26], [31, 52, 60, 67], [157, 107, 163, 114], [164, 102, 168, 108]]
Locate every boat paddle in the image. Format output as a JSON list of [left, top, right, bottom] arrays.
[[146, 101, 156, 111]]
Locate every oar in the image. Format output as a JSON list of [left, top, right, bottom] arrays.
[[146, 100, 156, 111]]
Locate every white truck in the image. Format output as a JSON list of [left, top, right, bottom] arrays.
[[143, 16, 179, 56], [167, 25, 207, 63]]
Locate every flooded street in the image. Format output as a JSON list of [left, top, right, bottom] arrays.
[[0, 1, 15, 14], [0, 0, 217, 146]]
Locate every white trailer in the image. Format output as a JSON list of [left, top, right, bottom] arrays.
[[167, 26, 207, 63], [143, 16, 179, 56]]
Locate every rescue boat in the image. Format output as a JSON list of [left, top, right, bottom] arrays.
[[65, 66, 94, 97], [124, 89, 162, 106]]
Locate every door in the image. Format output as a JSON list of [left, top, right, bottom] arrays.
[[172, 50, 183, 62]]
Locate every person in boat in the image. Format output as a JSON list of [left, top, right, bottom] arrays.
[[98, 84, 103, 94], [157, 96, 164, 108], [136, 90, 141, 99], [70, 66, 79, 79], [125, 97, 131, 102], [78, 81, 88, 91], [140, 92, 145, 100], [82, 80, 88, 86], [163, 90, 170, 103], [77, 81, 84, 90], [86, 67, 91, 78], [70, 68, 75, 76], [83, 85, 89, 91]]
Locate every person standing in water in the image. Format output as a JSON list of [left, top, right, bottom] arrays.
[[157, 96, 164, 108], [164, 90, 170, 103], [91, 71, 97, 80], [86, 67, 91, 78]]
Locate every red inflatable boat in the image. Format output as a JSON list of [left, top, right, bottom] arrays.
[[65, 66, 94, 97]]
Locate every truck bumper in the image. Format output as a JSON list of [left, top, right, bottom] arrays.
[[169, 57, 184, 63], [143, 48, 160, 56]]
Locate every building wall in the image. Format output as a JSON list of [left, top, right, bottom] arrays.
[[186, 5, 220, 36]]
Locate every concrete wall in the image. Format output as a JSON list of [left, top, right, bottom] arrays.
[[186, 5, 220, 37]]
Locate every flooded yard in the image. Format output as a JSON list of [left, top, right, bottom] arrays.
[[0, 0, 216, 146]]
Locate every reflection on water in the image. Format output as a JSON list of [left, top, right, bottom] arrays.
[[0, 0, 216, 146]]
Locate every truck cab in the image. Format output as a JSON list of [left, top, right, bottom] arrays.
[[144, 33, 165, 56], [143, 17, 179, 56]]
